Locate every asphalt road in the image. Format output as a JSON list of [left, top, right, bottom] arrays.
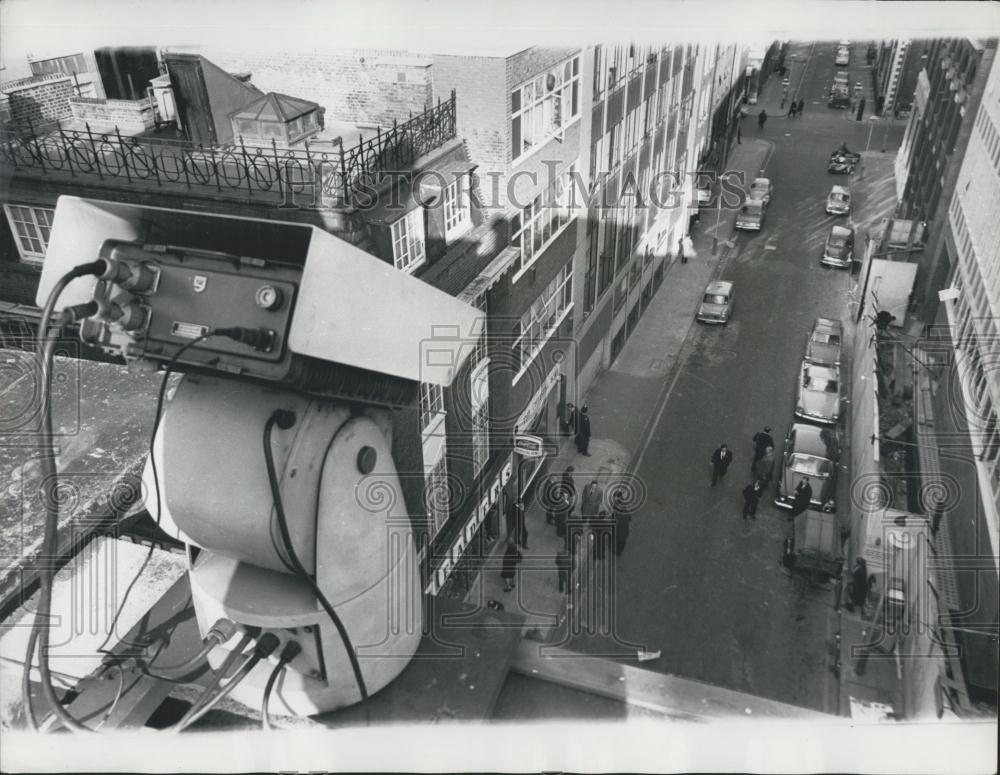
[[556, 41, 905, 715]]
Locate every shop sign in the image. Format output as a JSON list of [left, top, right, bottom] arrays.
[[425, 456, 513, 595], [513, 434, 546, 458], [513, 366, 561, 435]]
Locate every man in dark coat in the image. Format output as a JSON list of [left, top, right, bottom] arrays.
[[742, 480, 764, 521], [580, 479, 604, 522], [561, 465, 577, 513], [758, 109, 768, 130], [575, 405, 592, 455], [797, 98, 805, 115], [790, 478, 813, 518], [752, 426, 774, 471], [500, 540, 522, 592], [710, 443, 734, 486], [553, 492, 571, 542], [613, 497, 632, 556]]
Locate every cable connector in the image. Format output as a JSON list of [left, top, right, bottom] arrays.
[[253, 633, 281, 660], [278, 641, 303, 664], [212, 326, 276, 352]]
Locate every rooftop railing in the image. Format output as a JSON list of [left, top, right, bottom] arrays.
[[1, 90, 456, 209]]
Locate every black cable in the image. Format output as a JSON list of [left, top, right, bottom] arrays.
[[26, 262, 107, 733], [95, 333, 214, 657], [261, 641, 301, 730], [262, 413, 370, 706]]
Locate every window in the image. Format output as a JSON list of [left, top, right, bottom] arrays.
[[390, 208, 426, 273], [511, 260, 574, 375], [443, 177, 471, 241], [471, 403, 490, 476], [4, 205, 54, 265], [419, 382, 445, 434], [511, 161, 579, 274], [424, 453, 449, 538], [511, 55, 581, 161]]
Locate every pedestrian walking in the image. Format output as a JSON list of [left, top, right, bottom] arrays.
[[789, 478, 813, 518], [580, 479, 604, 522], [742, 480, 764, 521], [556, 550, 572, 593], [710, 443, 734, 486], [788, 101, 797, 117], [753, 445, 775, 483], [797, 98, 805, 115], [678, 236, 687, 264], [575, 405, 592, 456], [758, 109, 767, 130], [751, 426, 774, 471], [500, 540, 522, 592]]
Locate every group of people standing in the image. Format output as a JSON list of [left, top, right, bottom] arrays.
[[500, 464, 632, 594], [710, 426, 776, 522], [710, 426, 815, 523]]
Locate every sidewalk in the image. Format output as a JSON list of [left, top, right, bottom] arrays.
[[470, 138, 774, 645]]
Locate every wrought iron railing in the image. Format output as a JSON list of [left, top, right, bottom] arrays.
[[0, 91, 457, 209]]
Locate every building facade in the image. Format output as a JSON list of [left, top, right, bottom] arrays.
[[893, 38, 997, 325], [922, 44, 1000, 704]]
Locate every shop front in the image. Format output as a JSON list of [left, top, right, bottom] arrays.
[[425, 454, 514, 598]]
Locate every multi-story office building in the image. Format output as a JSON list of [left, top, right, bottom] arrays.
[[874, 39, 928, 117], [921, 45, 1000, 704], [893, 38, 997, 324]]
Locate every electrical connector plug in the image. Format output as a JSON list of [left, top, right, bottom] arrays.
[[213, 327, 276, 352]]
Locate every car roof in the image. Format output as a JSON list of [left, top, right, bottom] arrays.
[[830, 185, 850, 196], [802, 361, 840, 379], [812, 317, 843, 333], [752, 177, 771, 187], [742, 198, 764, 209], [789, 422, 838, 458], [829, 224, 854, 238], [705, 280, 732, 294]]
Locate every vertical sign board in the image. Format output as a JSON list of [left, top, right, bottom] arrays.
[[425, 456, 513, 595]]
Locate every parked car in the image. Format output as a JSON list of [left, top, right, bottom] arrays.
[[696, 280, 734, 324], [736, 199, 766, 230], [827, 154, 856, 174], [696, 180, 713, 207], [828, 90, 851, 109], [830, 145, 861, 164], [796, 360, 842, 425], [822, 225, 855, 267], [775, 423, 841, 511], [805, 317, 844, 367], [825, 185, 851, 215], [749, 177, 772, 205], [835, 49, 850, 66]]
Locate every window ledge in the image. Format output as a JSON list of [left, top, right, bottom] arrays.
[[511, 115, 581, 167], [511, 303, 574, 387], [511, 216, 577, 285]]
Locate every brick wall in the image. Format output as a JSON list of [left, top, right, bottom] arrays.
[[2, 76, 75, 132], [190, 48, 433, 127], [69, 97, 156, 133], [432, 54, 509, 211]]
